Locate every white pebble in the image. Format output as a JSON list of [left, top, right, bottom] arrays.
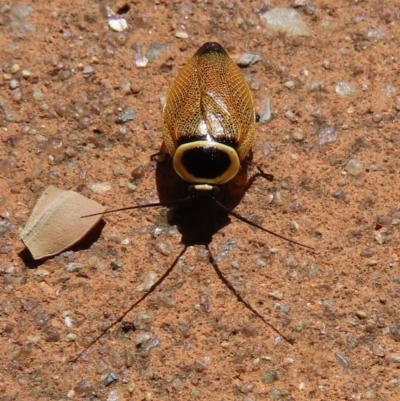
[[345, 159, 364, 176], [175, 31, 188, 39], [65, 333, 77, 342], [108, 18, 127, 32], [261, 8, 310, 36], [107, 389, 120, 401], [284, 80, 295, 89], [236, 53, 262, 67], [335, 81, 359, 96], [64, 316, 73, 328], [136, 272, 157, 292], [258, 98, 272, 123], [90, 182, 111, 193], [135, 56, 149, 68]]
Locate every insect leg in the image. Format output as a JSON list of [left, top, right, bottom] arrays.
[[206, 244, 294, 345], [70, 245, 188, 362]]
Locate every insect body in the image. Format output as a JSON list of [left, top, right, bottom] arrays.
[[83, 42, 311, 248], [74, 42, 313, 360], [162, 42, 255, 189]]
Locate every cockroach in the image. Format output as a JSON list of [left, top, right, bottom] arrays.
[[74, 42, 313, 360]]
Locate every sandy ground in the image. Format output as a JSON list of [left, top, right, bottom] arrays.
[[1, 1, 400, 400]]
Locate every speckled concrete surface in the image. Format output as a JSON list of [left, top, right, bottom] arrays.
[[1, 1, 400, 400]]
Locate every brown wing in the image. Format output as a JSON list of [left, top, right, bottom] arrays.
[[162, 42, 255, 161]]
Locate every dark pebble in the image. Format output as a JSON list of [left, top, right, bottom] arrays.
[[104, 371, 119, 386]]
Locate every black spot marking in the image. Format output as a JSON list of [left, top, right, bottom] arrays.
[[182, 147, 231, 179], [195, 42, 228, 57]]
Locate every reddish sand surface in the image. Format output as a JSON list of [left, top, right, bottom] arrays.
[[1, 1, 400, 400]]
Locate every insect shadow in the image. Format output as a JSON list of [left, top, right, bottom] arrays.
[[71, 155, 306, 362], [155, 151, 250, 246]]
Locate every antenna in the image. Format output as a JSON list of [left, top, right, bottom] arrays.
[[82, 192, 313, 250]]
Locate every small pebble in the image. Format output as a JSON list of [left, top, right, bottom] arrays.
[[147, 43, 170, 62], [126, 382, 136, 393], [360, 249, 374, 258], [65, 333, 77, 342], [240, 383, 255, 394], [131, 165, 145, 179], [261, 370, 278, 384], [241, 326, 258, 338], [107, 389, 120, 401], [175, 31, 188, 39], [236, 53, 261, 67], [345, 159, 364, 176], [10, 63, 20, 73], [2, 299, 14, 314], [0, 245, 11, 254], [115, 108, 137, 124], [22, 69, 31, 78], [0, 220, 12, 238], [382, 84, 396, 98], [355, 310, 368, 319], [269, 388, 288, 399], [9, 79, 19, 89], [66, 263, 84, 272], [291, 129, 304, 141], [45, 331, 61, 342], [0, 158, 16, 175], [317, 125, 337, 145], [104, 372, 119, 386], [139, 337, 160, 357], [376, 214, 392, 226], [110, 261, 122, 270], [365, 389, 377, 399], [33, 312, 49, 327], [258, 98, 272, 123], [134, 331, 152, 345], [74, 379, 94, 394], [372, 343, 385, 357], [82, 66, 94, 77], [284, 80, 295, 89], [133, 312, 153, 330], [261, 8, 310, 36], [172, 378, 183, 391], [391, 324, 400, 342], [155, 241, 171, 256], [12, 4, 34, 20], [90, 182, 111, 193], [335, 81, 359, 96], [304, 3, 317, 15], [335, 352, 350, 369], [332, 189, 346, 201], [268, 291, 283, 300], [193, 362, 206, 373], [136, 272, 157, 291], [5, 112, 17, 122], [135, 56, 148, 68], [372, 113, 383, 123], [125, 349, 135, 367], [109, 18, 128, 32]]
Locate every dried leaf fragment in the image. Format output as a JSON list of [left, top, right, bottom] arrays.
[[20, 185, 106, 259]]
